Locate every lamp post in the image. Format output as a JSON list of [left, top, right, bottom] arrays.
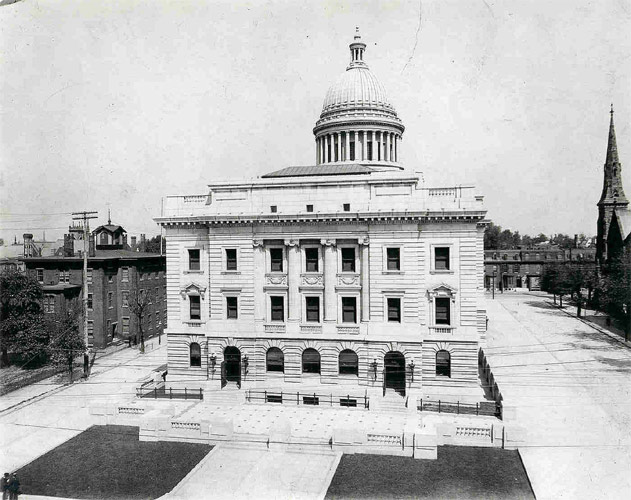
[[492, 266, 497, 299], [370, 358, 378, 381]]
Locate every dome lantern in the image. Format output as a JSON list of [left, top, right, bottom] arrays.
[[313, 30, 405, 170]]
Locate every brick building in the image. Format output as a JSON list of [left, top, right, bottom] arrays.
[[484, 246, 596, 291], [23, 221, 166, 349]]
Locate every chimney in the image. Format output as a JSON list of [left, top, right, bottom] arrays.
[[131, 236, 137, 250], [89, 234, 96, 257], [63, 234, 74, 257], [574, 234, 578, 249], [123, 234, 128, 248], [23, 233, 33, 257], [140, 234, 146, 252]]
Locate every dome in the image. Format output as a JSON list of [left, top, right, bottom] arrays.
[[321, 66, 396, 116], [313, 30, 404, 169]]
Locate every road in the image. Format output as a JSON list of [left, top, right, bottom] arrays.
[[485, 291, 631, 499], [0, 340, 166, 473]]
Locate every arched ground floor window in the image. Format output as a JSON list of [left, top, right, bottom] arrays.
[[338, 349, 358, 375], [302, 348, 321, 374], [436, 350, 451, 377], [266, 347, 284, 372], [190, 342, 201, 367]]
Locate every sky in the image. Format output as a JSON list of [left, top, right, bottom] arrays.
[[1, 0, 630, 244]]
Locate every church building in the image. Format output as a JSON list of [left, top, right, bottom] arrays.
[[596, 106, 631, 264], [157, 32, 488, 402]]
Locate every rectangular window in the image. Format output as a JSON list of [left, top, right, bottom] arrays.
[[341, 247, 355, 272], [86, 268, 93, 284], [164, 309, 167, 327], [156, 314, 160, 328], [225, 248, 237, 271], [386, 248, 400, 271], [305, 248, 319, 272], [435, 297, 451, 325], [270, 296, 284, 322], [108, 292, 113, 308], [342, 297, 357, 323], [367, 141, 373, 160], [306, 204, 314, 213], [189, 295, 201, 320], [122, 267, 129, 282], [270, 205, 277, 213], [122, 317, 129, 334], [306, 296, 320, 323], [388, 298, 401, 323], [87, 293, 93, 310], [435, 247, 450, 271], [349, 141, 355, 161], [343, 203, 350, 212], [188, 249, 201, 271], [43, 295, 55, 313], [148, 313, 153, 330], [108, 274, 113, 284], [270, 248, 283, 272], [87, 320, 94, 337], [37, 269, 44, 283], [122, 291, 129, 308], [226, 296, 238, 319]]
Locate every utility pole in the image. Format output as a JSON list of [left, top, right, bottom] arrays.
[[72, 211, 98, 378]]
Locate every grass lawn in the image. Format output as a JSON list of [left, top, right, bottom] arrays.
[[16, 425, 212, 499], [326, 446, 534, 500]]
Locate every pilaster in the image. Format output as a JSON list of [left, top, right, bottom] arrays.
[[360, 237, 370, 322], [285, 239, 301, 322], [322, 239, 337, 322]]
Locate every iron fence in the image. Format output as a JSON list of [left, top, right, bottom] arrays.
[[418, 398, 501, 419], [245, 389, 369, 409], [136, 384, 203, 401]]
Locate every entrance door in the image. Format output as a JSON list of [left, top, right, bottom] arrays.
[[223, 346, 241, 388], [384, 351, 405, 396]]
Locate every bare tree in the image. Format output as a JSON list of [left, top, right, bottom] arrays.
[[129, 286, 150, 353]]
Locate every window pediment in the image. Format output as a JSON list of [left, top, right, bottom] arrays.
[[180, 282, 206, 300], [427, 283, 457, 300]]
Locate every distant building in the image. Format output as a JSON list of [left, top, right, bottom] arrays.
[[22, 220, 166, 349], [484, 247, 596, 291], [596, 106, 631, 263]]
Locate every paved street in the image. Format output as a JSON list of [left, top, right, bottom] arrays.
[[485, 291, 631, 499], [0, 340, 167, 473]]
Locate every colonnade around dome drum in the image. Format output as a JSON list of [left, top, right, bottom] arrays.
[[315, 129, 401, 165]]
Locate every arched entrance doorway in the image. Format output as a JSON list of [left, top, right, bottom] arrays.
[[384, 351, 405, 396], [222, 346, 241, 388]]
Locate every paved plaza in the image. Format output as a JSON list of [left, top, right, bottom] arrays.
[[484, 291, 631, 500]]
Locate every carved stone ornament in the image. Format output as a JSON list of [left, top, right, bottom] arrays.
[[337, 274, 359, 286], [266, 274, 288, 286], [359, 236, 370, 246], [180, 282, 206, 300], [284, 239, 300, 247], [252, 239, 265, 248], [320, 238, 336, 247], [301, 274, 323, 286]]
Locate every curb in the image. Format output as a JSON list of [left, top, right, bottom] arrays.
[[517, 449, 537, 500]]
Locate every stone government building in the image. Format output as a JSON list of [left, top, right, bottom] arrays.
[[157, 32, 488, 402]]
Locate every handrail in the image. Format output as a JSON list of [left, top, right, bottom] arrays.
[[417, 397, 501, 419], [245, 389, 369, 409]]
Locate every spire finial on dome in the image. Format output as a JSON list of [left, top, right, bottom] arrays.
[[354, 26, 361, 41]]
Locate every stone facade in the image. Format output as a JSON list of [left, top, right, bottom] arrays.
[[156, 33, 487, 400]]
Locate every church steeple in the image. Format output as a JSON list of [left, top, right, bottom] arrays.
[[598, 105, 628, 207], [597, 105, 629, 263]]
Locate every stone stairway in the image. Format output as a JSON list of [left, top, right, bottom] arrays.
[[204, 388, 246, 407], [371, 391, 409, 413]]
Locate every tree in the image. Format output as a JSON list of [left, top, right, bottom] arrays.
[[484, 223, 501, 249], [46, 299, 85, 376], [0, 269, 44, 367], [129, 287, 150, 353], [144, 235, 165, 254], [599, 255, 631, 341]]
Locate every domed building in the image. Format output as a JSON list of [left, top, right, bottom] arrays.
[[157, 32, 488, 409]]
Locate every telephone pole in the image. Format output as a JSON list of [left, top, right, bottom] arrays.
[[72, 211, 98, 378]]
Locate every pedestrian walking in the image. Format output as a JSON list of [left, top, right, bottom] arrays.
[[8, 473, 19, 500], [1, 472, 9, 500]]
